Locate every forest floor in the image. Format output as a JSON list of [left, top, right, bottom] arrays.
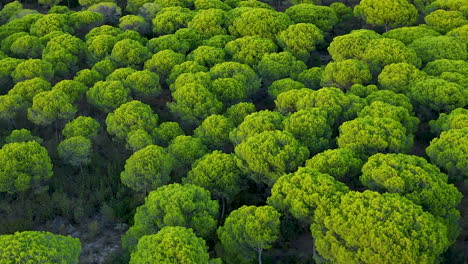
[[36, 214, 128, 264]]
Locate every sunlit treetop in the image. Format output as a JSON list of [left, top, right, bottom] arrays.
[[354, 0, 418, 30]]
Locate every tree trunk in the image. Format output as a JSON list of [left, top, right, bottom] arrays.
[[55, 122, 59, 142], [257, 248, 263, 264], [220, 197, 226, 220]]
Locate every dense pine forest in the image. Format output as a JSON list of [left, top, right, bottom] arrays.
[[0, 0, 467, 263]]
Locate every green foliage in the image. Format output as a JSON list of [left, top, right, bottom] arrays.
[[0, 95, 26, 122], [236, 0, 271, 9], [137, 3, 162, 21], [230, 110, 284, 145], [408, 36, 467, 64], [105, 100, 158, 141], [0, 14, 43, 41], [0, 141, 53, 194], [48, 6, 70, 14], [0, 0, 466, 261], [362, 38, 421, 72], [144, 50, 186, 80], [62, 116, 101, 139], [426, 128, 468, 180], [285, 4, 338, 31], [268, 78, 305, 98], [348, 84, 379, 98], [11, 59, 53, 83], [194, 115, 235, 150], [10, 35, 44, 59], [293, 87, 366, 124], [70, 11, 105, 34], [107, 67, 137, 81], [283, 108, 333, 154], [305, 148, 363, 183], [195, 0, 231, 10], [224, 102, 256, 126], [126, 129, 154, 152], [168, 83, 223, 125], [125, 70, 162, 100], [229, 8, 292, 39], [256, 52, 307, 85], [423, 59, 468, 77], [30, 14, 72, 37], [425, 10, 467, 34], [58, 136, 93, 167], [129, 227, 210, 264], [328, 29, 382, 62], [412, 0, 437, 11], [268, 167, 349, 224], [119, 15, 150, 35], [42, 33, 87, 77], [87, 81, 131, 112], [184, 151, 243, 201], [209, 61, 261, 104], [430, 108, 468, 135], [330, 2, 353, 21], [152, 7, 194, 36], [447, 24, 468, 46], [170, 71, 208, 93], [117, 30, 148, 45], [79, 0, 116, 7], [358, 101, 419, 134], [217, 205, 281, 264], [111, 39, 151, 67], [87, 2, 122, 25], [187, 46, 226, 68], [167, 61, 208, 85], [426, 0, 468, 14], [0, 231, 81, 264], [361, 153, 462, 242], [188, 8, 228, 36], [174, 28, 205, 50], [382, 26, 441, 45], [5, 129, 43, 144], [296, 67, 323, 90], [52, 80, 88, 102], [167, 135, 209, 173], [337, 117, 413, 157], [366, 90, 414, 113], [377, 63, 427, 94], [85, 25, 122, 39], [123, 183, 218, 251], [275, 88, 315, 114], [125, 0, 152, 14], [0, 1, 23, 25], [225, 36, 277, 66], [27, 90, 77, 126], [0, 59, 25, 88], [276, 23, 324, 62], [409, 78, 466, 118], [92, 59, 117, 78], [2, 32, 29, 55], [154, 0, 196, 8], [321, 59, 372, 89], [203, 34, 235, 48], [354, 0, 418, 28], [147, 35, 190, 54], [311, 191, 449, 264], [8, 77, 51, 102], [121, 145, 173, 193], [235, 130, 309, 186], [152, 122, 185, 147]]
